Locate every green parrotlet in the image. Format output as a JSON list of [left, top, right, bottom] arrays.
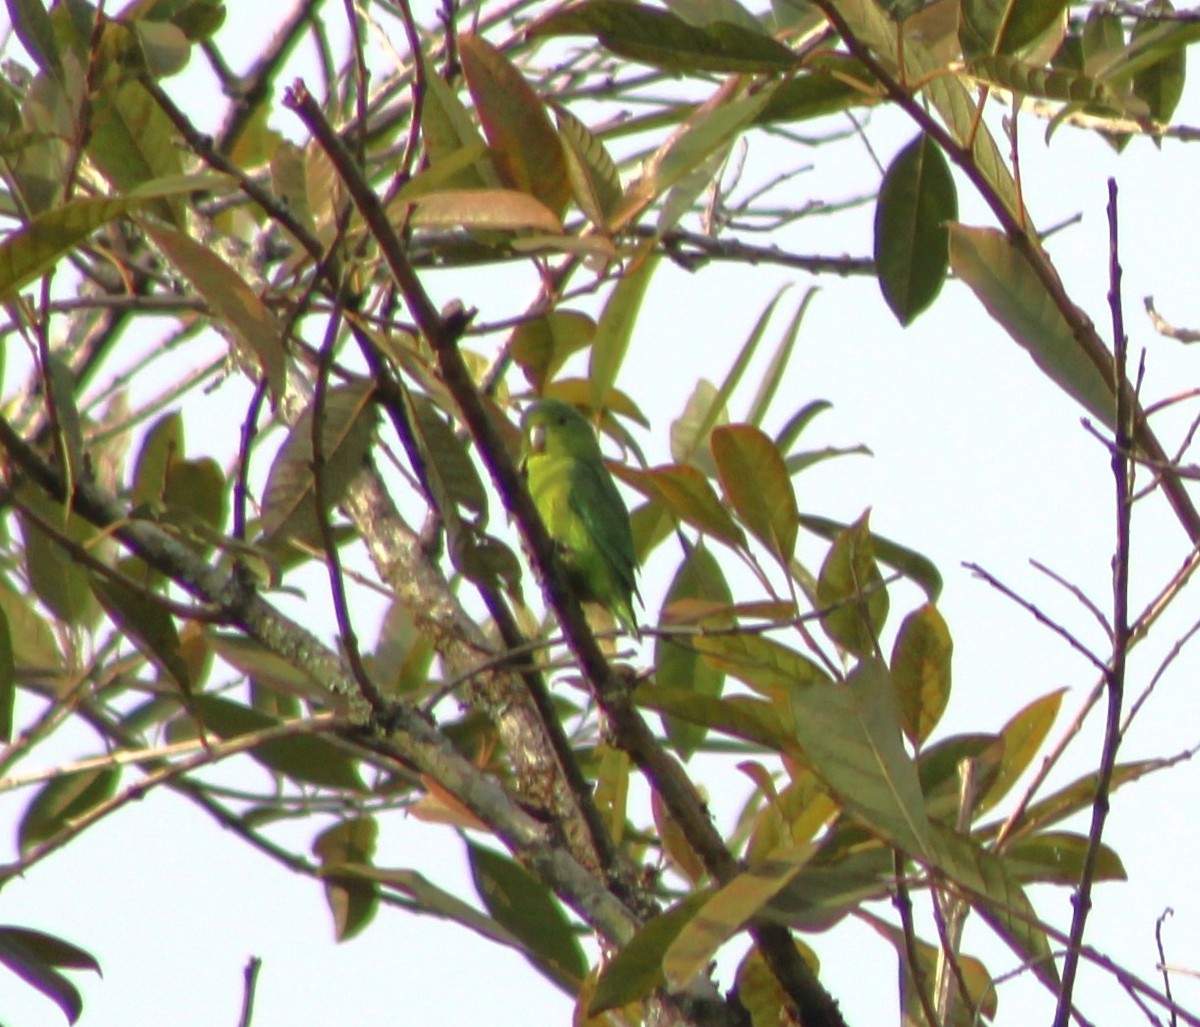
[[520, 399, 641, 639]]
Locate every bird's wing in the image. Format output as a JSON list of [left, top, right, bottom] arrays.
[[568, 458, 640, 600]]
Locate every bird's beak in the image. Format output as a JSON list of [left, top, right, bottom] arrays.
[[528, 424, 546, 454]]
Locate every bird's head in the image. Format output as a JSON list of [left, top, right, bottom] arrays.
[[520, 399, 603, 462]]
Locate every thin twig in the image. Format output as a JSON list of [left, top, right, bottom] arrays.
[[238, 956, 262, 1027], [1054, 177, 1133, 1027]]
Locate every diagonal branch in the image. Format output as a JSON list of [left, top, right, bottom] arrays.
[[280, 77, 847, 1027]]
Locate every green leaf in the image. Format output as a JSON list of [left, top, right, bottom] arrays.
[[590, 894, 710, 1013], [1131, 7, 1187, 130], [17, 488, 100, 627], [890, 603, 952, 746], [711, 424, 799, 567], [959, 0, 1068, 57], [633, 684, 795, 751], [260, 382, 377, 553], [396, 188, 564, 233], [459, 34, 571, 215], [206, 632, 326, 702], [969, 54, 1140, 114], [0, 176, 228, 302], [612, 463, 747, 551], [145, 223, 288, 399], [693, 630, 830, 701], [593, 742, 630, 842], [419, 55, 499, 189], [555, 106, 624, 230], [450, 529, 523, 594], [663, 844, 816, 990], [948, 223, 1116, 429], [0, 580, 61, 675], [313, 817, 379, 942], [131, 411, 184, 508], [618, 88, 774, 226], [531, 0, 799, 72], [925, 822, 1059, 991], [0, 606, 13, 741], [4, 0, 65, 82], [409, 396, 488, 523], [44, 356, 84, 494], [92, 573, 190, 691], [978, 687, 1065, 814], [671, 379, 726, 475], [192, 694, 364, 790], [917, 733, 1003, 823], [815, 510, 889, 656], [1006, 831, 1126, 884], [163, 456, 227, 539], [866, 916, 998, 1026], [774, 842, 894, 931], [745, 288, 817, 429], [832, 0, 1021, 218], [468, 843, 588, 992], [589, 255, 658, 413], [19, 768, 121, 854], [655, 545, 733, 757], [1082, 7, 1127, 78], [789, 659, 931, 854], [511, 311, 595, 392], [800, 512, 941, 600], [875, 134, 957, 326], [89, 81, 185, 226], [1094, 15, 1200, 86], [757, 57, 877, 123], [984, 759, 1160, 845]]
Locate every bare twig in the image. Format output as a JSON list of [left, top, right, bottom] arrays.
[[1053, 177, 1134, 1027]]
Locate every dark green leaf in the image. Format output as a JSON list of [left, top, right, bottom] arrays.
[[800, 513, 942, 600], [192, 694, 364, 791], [0, 606, 14, 741], [875, 134, 957, 326], [531, 0, 799, 72], [0, 939, 84, 1023], [468, 843, 587, 992], [19, 768, 121, 854], [313, 817, 379, 941], [260, 382, 377, 553], [5, 0, 64, 81], [1132, 7, 1187, 130], [655, 545, 733, 757], [959, 0, 1068, 57], [591, 894, 709, 1012]]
